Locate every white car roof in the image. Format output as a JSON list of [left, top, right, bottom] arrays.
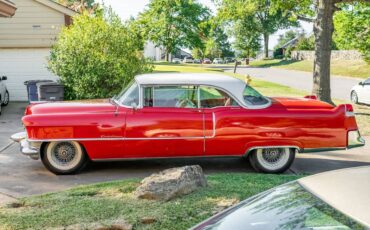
[[298, 166, 370, 227], [135, 73, 252, 107]]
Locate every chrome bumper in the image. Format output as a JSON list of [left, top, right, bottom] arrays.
[[347, 130, 365, 149], [11, 132, 40, 160]]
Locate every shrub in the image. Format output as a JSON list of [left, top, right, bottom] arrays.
[[273, 48, 283, 59], [49, 11, 153, 100]]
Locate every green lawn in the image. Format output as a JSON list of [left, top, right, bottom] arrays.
[[0, 174, 301, 230], [249, 59, 370, 79]]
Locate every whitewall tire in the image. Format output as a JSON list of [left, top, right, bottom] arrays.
[[42, 141, 88, 175], [249, 147, 296, 173]]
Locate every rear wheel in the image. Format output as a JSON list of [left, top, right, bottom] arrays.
[[351, 91, 358, 104], [42, 141, 88, 175], [249, 147, 296, 173]]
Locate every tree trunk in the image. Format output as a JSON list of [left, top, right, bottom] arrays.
[[165, 50, 170, 62], [312, 0, 335, 105], [263, 33, 269, 58]]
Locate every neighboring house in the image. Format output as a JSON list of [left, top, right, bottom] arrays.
[[144, 41, 164, 61], [256, 50, 273, 59], [0, 0, 16, 17], [0, 0, 76, 101]]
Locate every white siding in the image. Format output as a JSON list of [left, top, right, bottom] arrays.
[[0, 0, 65, 48], [0, 48, 58, 101]]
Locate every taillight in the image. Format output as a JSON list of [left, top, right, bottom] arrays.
[[345, 104, 354, 117], [304, 95, 317, 100]]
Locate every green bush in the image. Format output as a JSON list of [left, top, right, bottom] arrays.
[[49, 11, 153, 100]]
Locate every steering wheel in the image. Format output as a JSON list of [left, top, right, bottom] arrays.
[[176, 99, 196, 108]]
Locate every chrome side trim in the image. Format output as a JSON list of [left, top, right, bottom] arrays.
[[245, 146, 301, 156], [92, 155, 243, 162], [301, 147, 346, 153]]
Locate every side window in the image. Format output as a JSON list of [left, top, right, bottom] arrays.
[[144, 85, 198, 108], [121, 83, 139, 107], [365, 78, 370, 85], [200, 86, 238, 108]]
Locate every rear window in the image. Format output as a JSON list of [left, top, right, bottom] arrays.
[[243, 85, 269, 106]]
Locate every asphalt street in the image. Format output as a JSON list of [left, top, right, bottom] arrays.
[[227, 67, 363, 101]]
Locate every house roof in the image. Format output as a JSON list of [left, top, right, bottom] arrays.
[[280, 37, 299, 49], [0, 0, 17, 17], [34, 0, 77, 16]]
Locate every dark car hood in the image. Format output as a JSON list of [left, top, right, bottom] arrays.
[[25, 99, 116, 115]]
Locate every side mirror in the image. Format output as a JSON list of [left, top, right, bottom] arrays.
[[359, 82, 364, 86], [131, 102, 138, 110], [1, 76, 6, 81]]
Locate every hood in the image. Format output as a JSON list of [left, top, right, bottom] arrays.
[[270, 97, 334, 110], [25, 99, 116, 115]]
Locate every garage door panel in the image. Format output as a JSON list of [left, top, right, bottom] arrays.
[[0, 48, 58, 101]]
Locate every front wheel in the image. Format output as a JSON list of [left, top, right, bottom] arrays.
[[42, 141, 88, 175], [249, 147, 296, 174]]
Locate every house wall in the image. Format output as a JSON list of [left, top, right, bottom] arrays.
[[0, 0, 65, 48]]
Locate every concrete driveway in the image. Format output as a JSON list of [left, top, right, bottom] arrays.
[[0, 103, 369, 198], [228, 67, 363, 101]]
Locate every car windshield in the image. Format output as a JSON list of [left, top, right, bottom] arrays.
[[198, 182, 365, 230], [243, 85, 269, 106], [113, 81, 139, 107]]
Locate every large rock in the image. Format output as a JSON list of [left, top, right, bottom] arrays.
[[134, 165, 207, 201]]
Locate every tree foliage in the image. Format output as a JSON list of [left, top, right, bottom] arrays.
[[49, 12, 153, 100], [232, 20, 261, 58], [138, 0, 210, 61], [333, 3, 370, 62], [55, 0, 99, 13], [216, 0, 297, 58]]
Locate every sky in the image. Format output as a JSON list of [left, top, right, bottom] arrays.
[[99, 0, 313, 49]]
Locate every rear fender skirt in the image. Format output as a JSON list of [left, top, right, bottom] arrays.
[[244, 141, 303, 156]]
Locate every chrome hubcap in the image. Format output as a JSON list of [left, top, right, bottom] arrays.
[[262, 148, 284, 163], [351, 93, 357, 103], [52, 142, 76, 165]]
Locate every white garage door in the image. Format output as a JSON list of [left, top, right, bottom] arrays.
[[0, 48, 58, 101]]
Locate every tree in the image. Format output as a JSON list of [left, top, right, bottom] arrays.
[[333, 3, 370, 62], [232, 20, 261, 59], [48, 11, 153, 100], [55, 0, 99, 13], [217, 0, 297, 58], [138, 0, 210, 61], [272, 0, 369, 104]]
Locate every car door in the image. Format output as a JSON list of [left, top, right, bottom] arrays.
[[200, 86, 246, 156], [124, 85, 204, 158]]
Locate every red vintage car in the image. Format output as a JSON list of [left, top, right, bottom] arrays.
[[11, 73, 365, 175]]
